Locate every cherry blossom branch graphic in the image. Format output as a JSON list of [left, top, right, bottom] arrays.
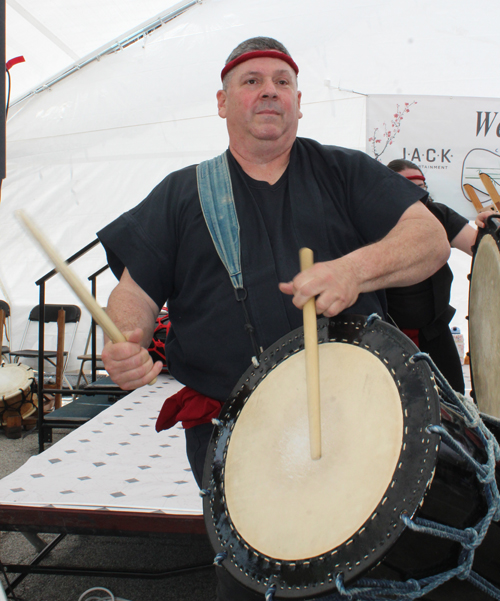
[[369, 102, 417, 161]]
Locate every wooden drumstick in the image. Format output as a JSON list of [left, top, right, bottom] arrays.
[[299, 247, 322, 460], [479, 173, 500, 212], [464, 184, 486, 214], [16, 210, 157, 385]]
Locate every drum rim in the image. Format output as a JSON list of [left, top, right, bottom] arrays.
[[469, 222, 500, 418], [202, 315, 441, 599]]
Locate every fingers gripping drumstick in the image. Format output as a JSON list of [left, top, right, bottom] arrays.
[[299, 247, 322, 460], [17, 210, 157, 385]]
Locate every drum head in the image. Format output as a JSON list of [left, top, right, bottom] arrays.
[[203, 316, 441, 598], [0, 363, 34, 402], [469, 223, 500, 419]]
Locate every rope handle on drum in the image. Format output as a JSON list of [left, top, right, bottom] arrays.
[[314, 352, 500, 601], [197, 152, 262, 367]]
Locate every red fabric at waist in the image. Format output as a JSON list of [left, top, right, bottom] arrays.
[[401, 327, 420, 347], [155, 385, 223, 431]]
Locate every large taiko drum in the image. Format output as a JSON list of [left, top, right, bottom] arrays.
[[202, 316, 500, 599], [0, 363, 37, 437], [469, 214, 500, 420]]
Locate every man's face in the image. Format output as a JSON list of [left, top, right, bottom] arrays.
[[216, 57, 302, 147], [399, 168, 428, 190]]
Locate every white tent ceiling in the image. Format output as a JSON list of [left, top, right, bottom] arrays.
[[1, 0, 499, 367], [6, 0, 500, 105], [6, 0, 186, 101]]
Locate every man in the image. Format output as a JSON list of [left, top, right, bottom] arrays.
[[385, 158, 478, 394], [99, 37, 449, 600]]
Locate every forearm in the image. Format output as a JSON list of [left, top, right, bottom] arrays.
[[342, 211, 450, 293], [101, 269, 162, 390], [105, 269, 159, 347]]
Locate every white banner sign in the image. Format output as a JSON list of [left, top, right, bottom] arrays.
[[366, 95, 500, 219]]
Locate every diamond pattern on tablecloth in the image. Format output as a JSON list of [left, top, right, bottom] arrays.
[[0, 375, 201, 515]]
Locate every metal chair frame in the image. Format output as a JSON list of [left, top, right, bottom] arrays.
[[10, 304, 81, 388], [0, 300, 11, 362]]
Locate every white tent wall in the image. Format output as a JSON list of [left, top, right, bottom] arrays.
[[1, 0, 498, 373]]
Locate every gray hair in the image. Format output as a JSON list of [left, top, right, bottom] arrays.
[[222, 37, 292, 89]]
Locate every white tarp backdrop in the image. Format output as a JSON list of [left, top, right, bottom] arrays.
[[1, 0, 499, 370]]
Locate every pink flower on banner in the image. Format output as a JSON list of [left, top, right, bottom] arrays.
[[370, 101, 417, 161]]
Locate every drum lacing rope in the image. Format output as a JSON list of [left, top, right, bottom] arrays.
[[265, 584, 277, 600], [365, 313, 381, 327], [213, 552, 227, 567], [319, 352, 500, 601], [331, 569, 500, 600]]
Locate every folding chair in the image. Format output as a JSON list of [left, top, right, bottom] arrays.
[[76, 321, 106, 388]]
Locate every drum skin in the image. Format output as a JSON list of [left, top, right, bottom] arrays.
[[203, 316, 442, 599], [469, 215, 500, 419]]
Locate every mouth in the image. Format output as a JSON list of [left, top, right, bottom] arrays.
[[256, 104, 282, 116], [256, 109, 281, 116]]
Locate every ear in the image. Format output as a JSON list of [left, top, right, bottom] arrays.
[[297, 91, 303, 120], [216, 89, 227, 119]]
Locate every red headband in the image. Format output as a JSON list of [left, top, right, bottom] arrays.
[[221, 50, 299, 82], [404, 174, 426, 182]]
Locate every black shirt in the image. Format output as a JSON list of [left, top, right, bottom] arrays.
[[98, 138, 424, 400]]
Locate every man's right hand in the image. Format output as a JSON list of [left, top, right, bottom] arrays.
[[101, 327, 163, 390]]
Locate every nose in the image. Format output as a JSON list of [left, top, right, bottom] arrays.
[[260, 78, 278, 98]]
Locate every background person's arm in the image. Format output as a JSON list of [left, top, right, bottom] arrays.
[[450, 223, 478, 257]]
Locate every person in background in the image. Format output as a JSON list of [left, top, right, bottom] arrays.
[[386, 159, 481, 394], [98, 38, 450, 601]]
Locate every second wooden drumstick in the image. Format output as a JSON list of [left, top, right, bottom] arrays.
[[299, 247, 322, 460], [17, 210, 157, 385]]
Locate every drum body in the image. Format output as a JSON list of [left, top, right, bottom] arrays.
[[469, 215, 500, 419], [203, 316, 445, 598], [0, 363, 37, 427]]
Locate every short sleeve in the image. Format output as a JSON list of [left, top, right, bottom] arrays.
[[97, 168, 196, 308]]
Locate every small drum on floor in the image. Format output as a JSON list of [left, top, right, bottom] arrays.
[[0, 363, 37, 438], [469, 214, 500, 420], [202, 316, 500, 599]]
